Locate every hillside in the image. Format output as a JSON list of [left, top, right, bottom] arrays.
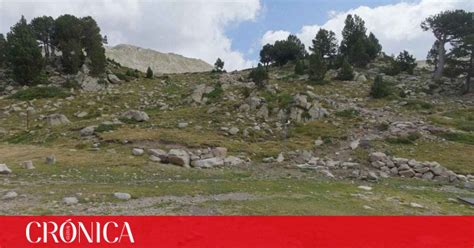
[[0, 58, 473, 215], [105, 44, 213, 74]]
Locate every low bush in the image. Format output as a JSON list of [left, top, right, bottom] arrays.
[[10, 86, 70, 100]]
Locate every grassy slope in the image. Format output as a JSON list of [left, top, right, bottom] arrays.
[[0, 63, 473, 215]]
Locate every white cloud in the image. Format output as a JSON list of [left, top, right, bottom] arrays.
[[0, 0, 261, 70], [261, 0, 473, 59], [260, 30, 290, 45]]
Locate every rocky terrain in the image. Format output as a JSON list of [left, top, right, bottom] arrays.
[[0, 57, 473, 215], [105, 44, 213, 74]]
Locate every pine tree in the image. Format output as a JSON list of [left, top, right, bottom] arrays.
[[0, 34, 6, 66], [308, 52, 327, 81], [366, 32, 382, 59], [370, 75, 391, 98], [81, 16, 106, 75], [54, 15, 84, 74], [426, 41, 439, 71], [5, 16, 44, 85], [310, 28, 338, 60], [336, 58, 354, 80], [146, 66, 154, 78], [271, 35, 306, 66], [214, 58, 224, 72], [396, 50, 417, 74], [421, 9, 471, 79], [294, 59, 305, 75], [260, 43, 274, 67], [30, 16, 55, 58], [249, 63, 268, 89]]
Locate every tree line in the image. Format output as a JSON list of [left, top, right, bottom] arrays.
[[0, 15, 107, 85], [255, 10, 473, 94]]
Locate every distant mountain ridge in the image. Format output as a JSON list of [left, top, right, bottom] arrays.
[[105, 44, 213, 74]]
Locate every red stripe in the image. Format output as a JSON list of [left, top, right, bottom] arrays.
[[0, 216, 472, 248]]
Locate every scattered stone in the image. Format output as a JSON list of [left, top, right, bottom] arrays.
[[191, 157, 224, 168], [358, 185, 372, 191], [0, 164, 12, 174], [409, 202, 424, 208], [314, 138, 324, 147], [2, 191, 18, 200], [80, 126, 96, 136], [228, 127, 239, 135], [148, 149, 168, 162], [113, 192, 131, 200], [22, 160, 35, 170], [168, 149, 190, 167], [45, 114, 70, 126], [350, 139, 360, 150], [211, 147, 228, 158], [121, 110, 149, 122], [276, 153, 284, 163], [63, 197, 79, 205], [132, 148, 144, 156], [224, 156, 245, 166], [46, 155, 56, 165], [178, 122, 188, 128], [107, 74, 121, 84]]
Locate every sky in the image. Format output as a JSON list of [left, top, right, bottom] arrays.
[[0, 0, 473, 71]]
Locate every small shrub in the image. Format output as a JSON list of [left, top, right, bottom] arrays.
[[203, 83, 223, 102], [249, 63, 268, 89], [403, 100, 433, 110], [10, 86, 70, 100], [370, 75, 391, 98], [336, 58, 354, 81], [335, 108, 360, 118], [396, 50, 417, 74], [63, 79, 80, 89], [386, 132, 421, 144], [146, 67, 153, 78], [95, 124, 117, 133], [308, 53, 327, 81], [382, 59, 401, 76], [294, 59, 305, 75]]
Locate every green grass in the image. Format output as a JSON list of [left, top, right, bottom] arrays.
[[386, 132, 421, 145], [335, 108, 360, 118], [402, 99, 433, 111], [430, 109, 474, 132], [436, 132, 474, 145], [10, 86, 70, 101]]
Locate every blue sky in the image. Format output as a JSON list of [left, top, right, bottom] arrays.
[[227, 0, 403, 62], [1, 0, 472, 70]]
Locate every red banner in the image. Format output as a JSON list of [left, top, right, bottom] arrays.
[[0, 216, 473, 248]]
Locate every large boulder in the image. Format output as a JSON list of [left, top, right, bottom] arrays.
[[45, 114, 70, 126], [121, 110, 150, 122], [224, 156, 245, 166], [80, 126, 96, 136], [191, 157, 224, 168], [191, 84, 214, 104], [148, 149, 168, 162], [107, 74, 121, 84], [168, 149, 190, 167], [0, 164, 12, 174]]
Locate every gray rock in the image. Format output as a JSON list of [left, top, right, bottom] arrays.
[[191, 157, 224, 168], [369, 152, 387, 162], [45, 114, 70, 126], [148, 149, 168, 162], [431, 165, 445, 176], [22, 160, 35, 170], [422, 172, 434, 180], [314, 138, 324, 146], [132, 148, 144, 156], [121, 110, 149, 122], [46, 155, 56, 165], [0, 164, 12, 174], [2, 191, 18, 200], [276, 153, 285, 163], [113, 192, 131, 200], [168, 149, 190, 167], [63, 197, 79, 205], [228, 127, 239, 135], [399, 169, 415, 178], [211, 147, 228, 158], [350, 139, 360, 150], [224, 156, 245, 166], [80, 126, 96, 136], [178, 122, 188, 128], [107, 74, 121, 84], [149, 155, 161, 162]]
